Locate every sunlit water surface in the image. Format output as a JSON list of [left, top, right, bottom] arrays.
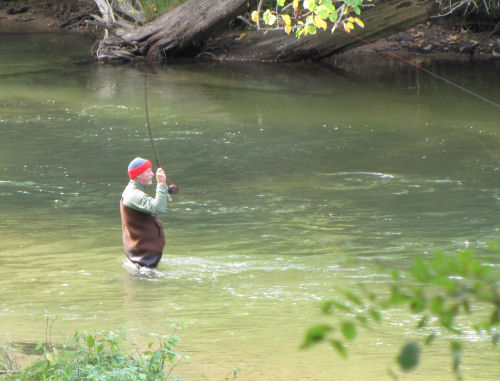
[[1, 33, 500, 380]]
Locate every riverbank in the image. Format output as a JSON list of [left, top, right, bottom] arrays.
[[329, 20, 500, 72], [1, 0, 499, 65], [0, 0, 93, 33]]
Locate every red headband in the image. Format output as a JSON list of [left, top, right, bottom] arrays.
[[128, 159, 152, 179]]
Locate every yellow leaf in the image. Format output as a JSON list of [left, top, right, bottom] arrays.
[[293, 0, 299, 11], [236, 33, 246, 40], [285, 24, 292, 35], [343, 22, 351, 33], [314, 15, 327, 30], [348, 17, 355, 22], [354, 17, 364, 28], [251, 10, 259, 23], [282, 14, 291, 26], [298, 20, 304, 25]]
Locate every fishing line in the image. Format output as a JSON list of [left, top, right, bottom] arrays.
[[443, 66, 499, 161], [346, 30, 500, 163], [346, 31, 500, 111]]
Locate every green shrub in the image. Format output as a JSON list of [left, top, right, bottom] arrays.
[[7, 327, 185, 381]]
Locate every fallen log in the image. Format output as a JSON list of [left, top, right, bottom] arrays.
[[200, 0, 439, 62], [94, 0, 438, 63], [96, 0, 253, 62]]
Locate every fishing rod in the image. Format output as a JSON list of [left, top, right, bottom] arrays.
[[144, 47, 178, 199]]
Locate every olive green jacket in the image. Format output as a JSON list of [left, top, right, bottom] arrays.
[[121, 180, 167, 215]]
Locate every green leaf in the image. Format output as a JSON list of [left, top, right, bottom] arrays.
[[150, 349, 162, 365], [434, 276, 458, 295], [425, 333, 436, 346], [330, 339, 347, 357], [322, 0, 336, 13], [397, 341, 419, 371], [411, 255, 431, 281], [410, 295, 426, 313], [369, 309, 382, 323], [417, 316, 428, 329], [391, 269, 401, 281], [430, 296, 444, 314], [301, 324, 332, 348], [341, 321, 357, 340], [306, 24, 317, 35], [263, 9, 277, 25], [439, 310, 457, 331], [328, 11, 338, 23], [87, 335, 95, 349], [473, 320, 491, 334], [344, 291, 363, 306], [277, 0, 286, 6], [431, 251, 451, 274], [317, 6, 330, 19], [304, 0, 318, 12], [321, 299, 352, 313], [320, 300, 332, 313], [390, 286, 410, 305]]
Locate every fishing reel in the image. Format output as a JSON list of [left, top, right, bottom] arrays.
[[168, 184, 178, 195]]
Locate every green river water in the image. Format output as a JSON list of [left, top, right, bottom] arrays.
[[1, 33, 500, 380]]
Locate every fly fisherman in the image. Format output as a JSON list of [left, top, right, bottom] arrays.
[[120, 157, 167, 268]]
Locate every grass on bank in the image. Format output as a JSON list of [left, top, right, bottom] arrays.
[[140, 0, 187, 21], [0, 327, 185, 381]]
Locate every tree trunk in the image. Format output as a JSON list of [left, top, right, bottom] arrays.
[[95, 0, 438, 63]]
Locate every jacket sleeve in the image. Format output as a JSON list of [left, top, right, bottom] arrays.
[[123, 184, 167, 215]]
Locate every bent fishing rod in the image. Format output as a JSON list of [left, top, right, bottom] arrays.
[[144, 46, 178, 200]]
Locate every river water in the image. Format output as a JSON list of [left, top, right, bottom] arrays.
[[1, 33, 499, 380]]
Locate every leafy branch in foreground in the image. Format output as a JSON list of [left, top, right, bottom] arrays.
[[302, 246, 500, 379]]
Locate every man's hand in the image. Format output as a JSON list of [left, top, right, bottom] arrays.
[[156, 168, 167, 185]]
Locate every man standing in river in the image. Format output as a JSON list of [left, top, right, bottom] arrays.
[[120, 157, 167, 268]]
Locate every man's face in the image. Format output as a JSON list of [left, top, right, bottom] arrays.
[[134, 167, 154, 185]]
